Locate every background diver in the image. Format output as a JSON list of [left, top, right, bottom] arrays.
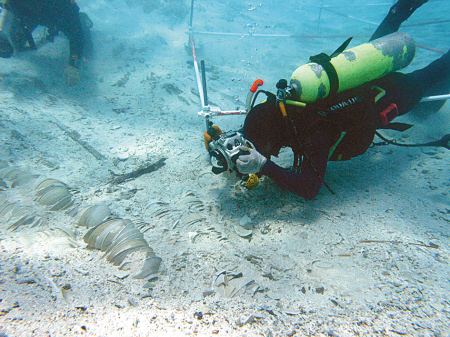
[[207, 0, 449, 199], [0, 0, 92, 86]]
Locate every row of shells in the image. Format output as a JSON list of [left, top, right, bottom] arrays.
[[0, 164, 74, 232], [0, 163, 161, 279], [80, 205, 162, 279]]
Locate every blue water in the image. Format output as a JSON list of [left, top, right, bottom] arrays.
[[0, 1, 448, 336]]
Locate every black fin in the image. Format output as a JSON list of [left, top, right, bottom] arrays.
[[330, 37, 353, 58], [428, 134, 450, 149], [379, 122, 414, 132]]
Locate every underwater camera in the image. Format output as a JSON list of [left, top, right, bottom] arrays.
[[208, 130, 251, 175]]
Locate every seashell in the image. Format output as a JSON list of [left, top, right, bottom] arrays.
[[0, 167, 35, 187], [78, 204, 111, 228], [16, 228, 78, 250], [0, 202, 18, 221], [150, 206, 172, 220], [84, 218, 129, 249], [0, 201, 16, 219], [6, 206, 36, 231], [10, 170, 35, 187], [133, 255, 162, 279], [182, 214, 206, 227], [35, 184, 65, 200], [0, 167, 19, 180], [105, 238, 152, 265], [0, 179, 7, 190], [35, 178, 67, 193], [82, 214, 161, 279], [10, 173, 35, 187], [108, 223, 143, 248], [96, 220, 132, 251], [49, 193, 73, 211], [8, 213, 37, 231], [102, 222, 137, 255], [35, 179, 73, 210], [233, 224, 253, 238], [36, 185, 73, 209]]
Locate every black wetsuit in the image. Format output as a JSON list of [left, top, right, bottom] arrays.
[[259, 1, 450, 199], [5, 0, 84, 65]]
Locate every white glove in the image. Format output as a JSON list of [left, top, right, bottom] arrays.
[[236, 146, 267, 175]]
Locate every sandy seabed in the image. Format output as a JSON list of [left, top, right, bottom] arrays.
[[0, 1, 449, 336]]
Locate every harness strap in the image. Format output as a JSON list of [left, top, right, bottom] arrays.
[[309, 37, 353, 97], [309, 53, 340, 97], [328, 131, 347, 160]]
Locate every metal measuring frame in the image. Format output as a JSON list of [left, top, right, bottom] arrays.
[[188, 0, 247, 132]]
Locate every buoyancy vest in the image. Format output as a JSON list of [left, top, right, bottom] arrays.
[[282, 32, 418, 161], [290, 82, 387, 161]]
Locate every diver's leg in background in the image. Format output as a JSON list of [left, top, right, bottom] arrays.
[[369, 0, 428, 41], [79, 12, 94, 59], [408, 50, 450, 91], [377, 50, 450, 117], [408, 50, 450, 116]]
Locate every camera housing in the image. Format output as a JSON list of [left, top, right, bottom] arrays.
[[208, 131, 251, 174]]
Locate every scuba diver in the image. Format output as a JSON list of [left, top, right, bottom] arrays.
[[0, 0, 93, 86], [223, 0, 449, 199]]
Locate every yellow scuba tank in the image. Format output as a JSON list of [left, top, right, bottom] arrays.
[[290, 32, 416, 103]]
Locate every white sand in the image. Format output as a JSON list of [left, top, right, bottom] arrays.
[[0, 1, 448, 336]]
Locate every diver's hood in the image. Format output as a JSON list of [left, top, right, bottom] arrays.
[[243, 98, 286, 153]]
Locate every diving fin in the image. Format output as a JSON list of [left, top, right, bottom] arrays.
[[379, 122, 414, 132], [375, 132, 450, 149], [330, 37, 353, 58], [427, 133, 450, 150]]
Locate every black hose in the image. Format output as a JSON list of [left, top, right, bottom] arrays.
[[375, 131, 450, 150]]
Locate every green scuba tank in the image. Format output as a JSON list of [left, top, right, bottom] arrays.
[[290, 32, 416, 103]]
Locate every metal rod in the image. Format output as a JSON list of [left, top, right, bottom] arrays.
[[321, 7, 379, 26], [191, 30, 365, 39], [416, 44, 446, 55], [198, 109, 247, 118], [189, 34, 205, 109], [311, 3, 393, 7], [317, 0, 323, 34], [189, 0, 194, 30], [404, 19, 450, 27], [191, 30, 443, 54], [322, 7, 450, 28], [421, 94, 450, 102], [201, 60, 208, 107], [214, 110, 247, 116]]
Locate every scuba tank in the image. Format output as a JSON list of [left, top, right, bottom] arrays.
[[290, 32, 416, 103]]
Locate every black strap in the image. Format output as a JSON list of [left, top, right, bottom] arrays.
[[309, 53, 339, 96], [309, 37, 353, 97]]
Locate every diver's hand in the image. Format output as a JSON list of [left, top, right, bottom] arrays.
[[64, 65, 80, 86], [236, 146, 267, 175], [203, 124, 222, 151]]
